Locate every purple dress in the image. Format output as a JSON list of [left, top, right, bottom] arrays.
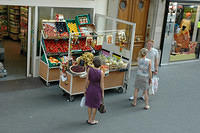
[[85, 67, 102, 108]]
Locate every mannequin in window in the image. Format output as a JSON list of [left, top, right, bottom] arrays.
[[174, 25, 190, 53], [180, 12, 192, 38]]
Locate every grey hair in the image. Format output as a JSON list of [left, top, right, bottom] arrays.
[[138, 48, 148, 58], [93, 56, 102, 68]]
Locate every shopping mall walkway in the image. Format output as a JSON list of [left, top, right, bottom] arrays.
[[0, 61, 200, 133]]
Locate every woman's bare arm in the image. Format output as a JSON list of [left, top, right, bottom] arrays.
[[84, 68, 90, 96], [100, 71, 105, 99]]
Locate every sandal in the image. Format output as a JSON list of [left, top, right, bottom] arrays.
[[91, 120, 98, 124], [131, 103, 136, 107], [86, 120, 90, 124], [87, 120, 98, 125], [144, 105, 150, 110]]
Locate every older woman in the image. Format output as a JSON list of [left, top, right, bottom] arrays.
[[84, 57, 104, 125], [132, 48, 152, 110]]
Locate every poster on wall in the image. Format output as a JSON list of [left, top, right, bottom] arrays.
[[106, 34, 113, 44]]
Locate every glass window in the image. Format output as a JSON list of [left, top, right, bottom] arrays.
[[169, 3, 199, 62]]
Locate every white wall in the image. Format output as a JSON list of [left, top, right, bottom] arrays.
[[0, 0, 95, 8], [95, 0, 108, 15]]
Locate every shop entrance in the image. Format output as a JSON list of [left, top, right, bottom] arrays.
[[0, 5, 28, 80], [161, 2, 200, 64]]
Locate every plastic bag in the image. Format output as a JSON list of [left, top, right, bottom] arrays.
[[151, 76, 159, 95], [80, 96, 85, 108]]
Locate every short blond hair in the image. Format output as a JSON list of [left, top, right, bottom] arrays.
[[138, 48, 148, 58], [147, 39, 154, 43]]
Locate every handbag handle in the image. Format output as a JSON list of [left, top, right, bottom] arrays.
[[101, 98, 104, 104]]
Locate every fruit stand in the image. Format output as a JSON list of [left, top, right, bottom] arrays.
[[39, 14, 136, 101], [39, 19, 69, 86], [39, 15, 95, 86], [58, 14, 135, 101]]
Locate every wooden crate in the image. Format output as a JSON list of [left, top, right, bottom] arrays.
[[39, 60, 60, 82], [104, 71, 125, 88], [59, 71, 125, 95], [59, 72, 71, 93]]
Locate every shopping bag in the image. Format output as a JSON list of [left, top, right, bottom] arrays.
[[151, 76, 159, 95], [80, 96, 85, 108]]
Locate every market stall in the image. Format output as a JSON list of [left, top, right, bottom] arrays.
[[39, 13, 136, 100]]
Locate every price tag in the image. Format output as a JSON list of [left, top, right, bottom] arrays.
[[97, 35, 104, 46], [106, 34, 113, 44], [86, 36, 93, 46]]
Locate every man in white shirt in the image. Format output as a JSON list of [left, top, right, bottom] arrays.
[[129, 40, 159, 101], [146, 40, 159, 74]]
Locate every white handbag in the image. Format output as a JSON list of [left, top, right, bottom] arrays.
[[80, 96, 85, 108]]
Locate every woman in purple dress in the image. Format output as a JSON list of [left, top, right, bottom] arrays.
[[84, 57, 104, 125]]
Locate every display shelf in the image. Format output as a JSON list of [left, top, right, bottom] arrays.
[[66, 19, 81, 37], [39, 60, 60, 86], [8, 6, 20, 40], [42, 20, 69, 39], [19, 6, 28, 55], [0, 6, 8, 38]]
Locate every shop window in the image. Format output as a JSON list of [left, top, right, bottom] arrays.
[[169, 3, 199, 62]]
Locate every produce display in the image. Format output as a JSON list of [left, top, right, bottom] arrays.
[[77, 52, 94, 67], [76, 14, 90, 25], [55, 22, 67, 33], [100, 65, 109, 72], [48, 57, 60, 64], [44, 40, 68, 53], [43, 22, 68, 39], [67, 22, 79, 36], [78, 39, 92, 51], [0, 6, 8, 39], [78, 16, 88, 24], [70, 65, 85, 75], [19, 6, 28, 55], [99, 54, 128, 70], [43, 23, 57, 38], [9, 6, 20, 40], [94, 45, 102, 50]]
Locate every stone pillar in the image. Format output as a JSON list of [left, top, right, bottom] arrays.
[[149, 0, 166, 49]]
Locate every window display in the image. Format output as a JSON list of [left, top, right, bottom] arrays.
[[169, 3, 199, 62]]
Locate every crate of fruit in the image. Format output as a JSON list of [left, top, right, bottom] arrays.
[[42, 55, 61, 67], [66, 19, 81, 37], [75, 14, 91, 25], [42, 20, 69, 39]]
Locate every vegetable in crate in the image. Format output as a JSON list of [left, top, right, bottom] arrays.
[[67, 22, 79, 36], [70, 65, 86, 75], [55, 22, 67, 33], [48, 57, 60, 64]]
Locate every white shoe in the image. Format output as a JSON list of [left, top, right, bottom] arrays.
[[129, 96, 134, 100]]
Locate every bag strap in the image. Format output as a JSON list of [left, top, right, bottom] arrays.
[[102, 98, 104, 104]]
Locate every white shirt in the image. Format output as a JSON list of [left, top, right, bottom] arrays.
[[146, 48, 159, 72]]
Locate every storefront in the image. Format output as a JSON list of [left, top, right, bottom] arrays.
[[161, 0, 200, 65], [0, 0, 104, 79]]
